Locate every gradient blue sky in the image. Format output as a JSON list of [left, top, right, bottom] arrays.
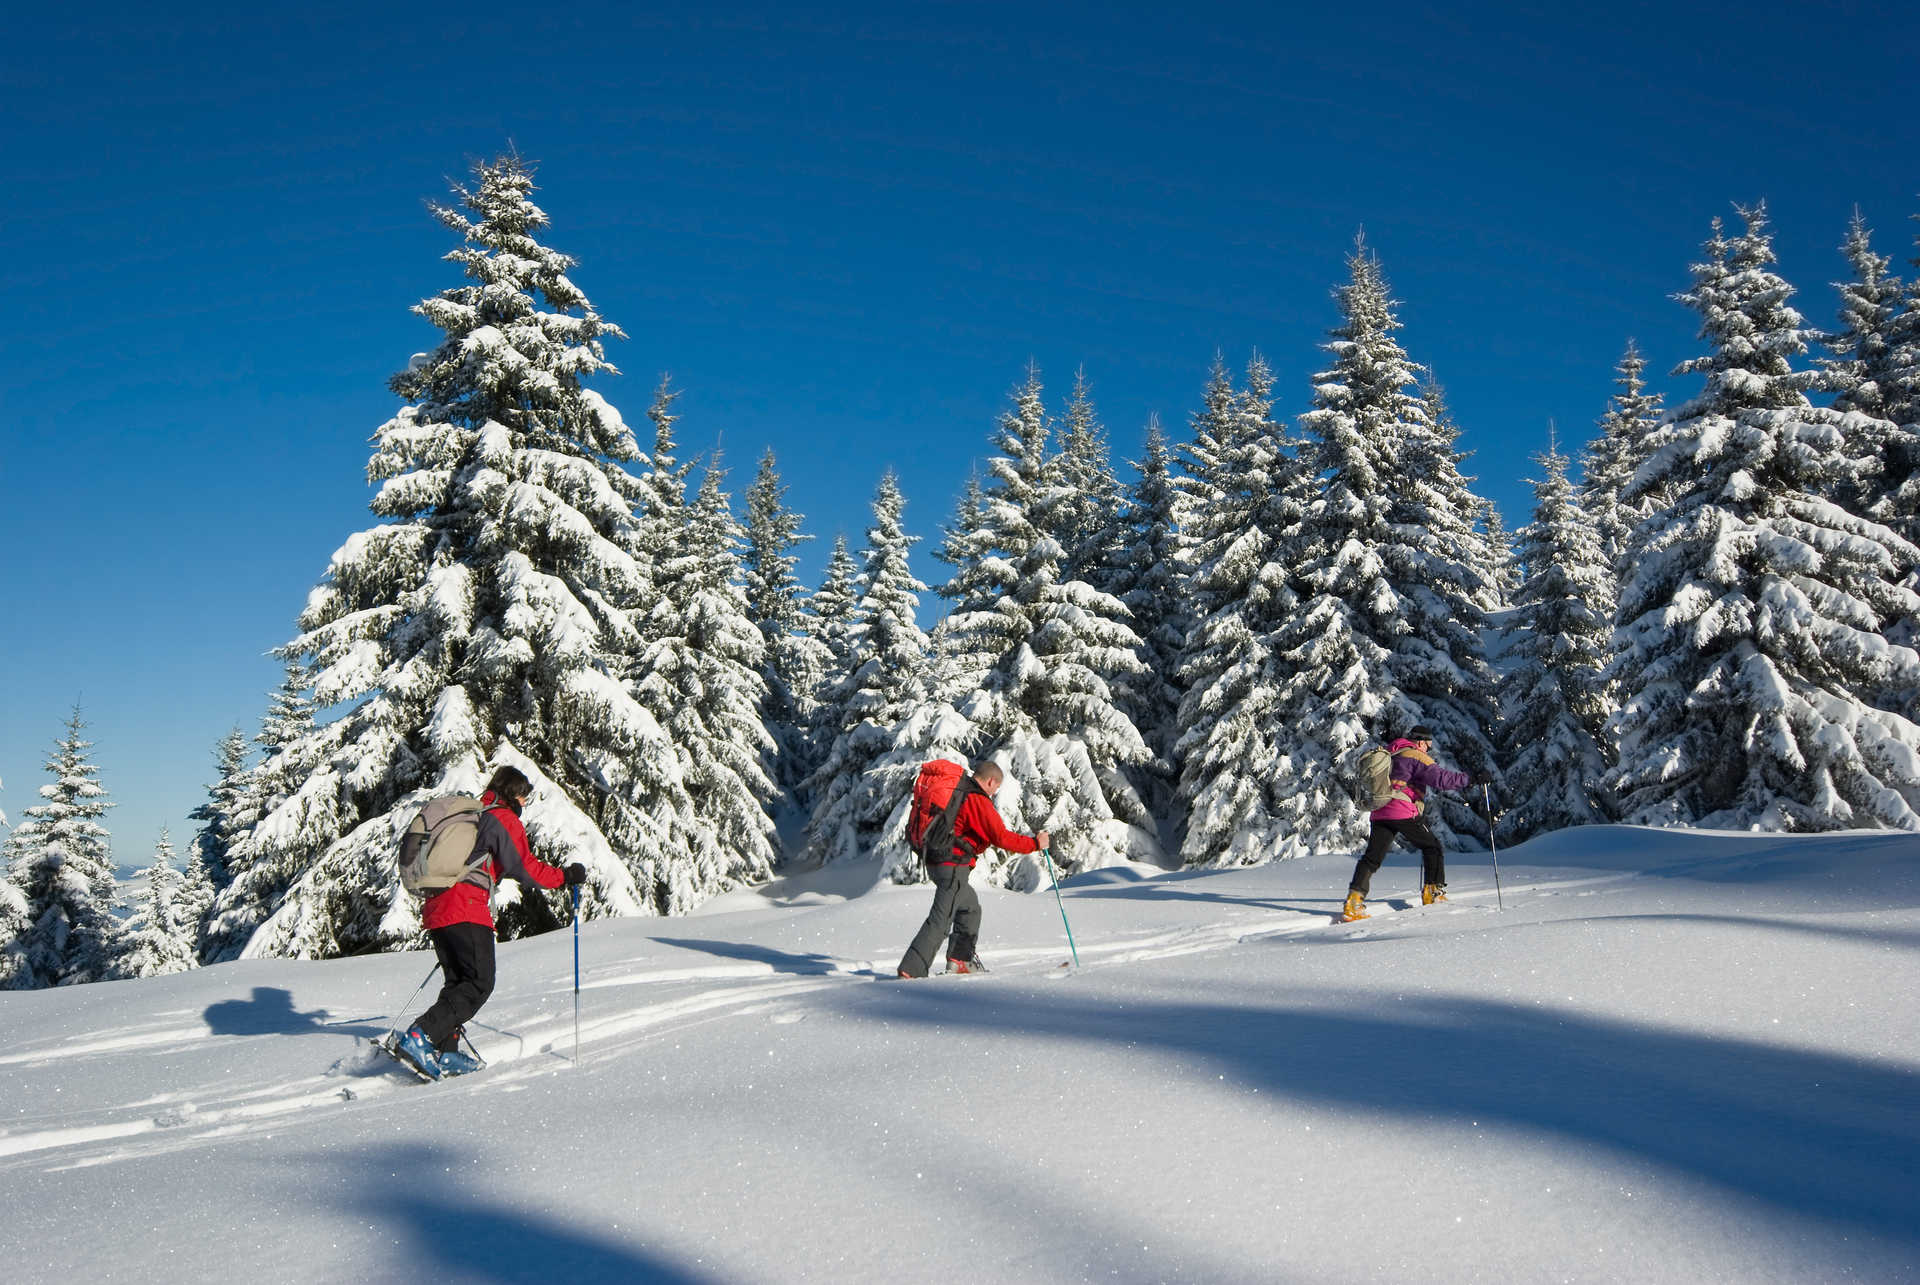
[[4, 0, 1916, 871]]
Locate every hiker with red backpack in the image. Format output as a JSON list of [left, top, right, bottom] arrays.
[[1340, 726, 1490, 923], [897, 759, 1048, 978], [393, 766, 587, 1079]]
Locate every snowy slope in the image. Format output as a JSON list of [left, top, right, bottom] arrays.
[[2, 827, 1916, 1284]]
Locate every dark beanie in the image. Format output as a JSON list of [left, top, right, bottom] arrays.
[[1407, 725, 1436, 741]]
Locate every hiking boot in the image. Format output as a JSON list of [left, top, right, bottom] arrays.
[[1338, 891, 1368, 923], [438, 1046, 483, 1076], [896, 969, 917, 979], [392, 1024, 443, 1080], [946, 955, 988, 975], [1421, 883, 1448, 906]]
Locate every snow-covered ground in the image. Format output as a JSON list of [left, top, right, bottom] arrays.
[[3, 825, 1916, 1283]]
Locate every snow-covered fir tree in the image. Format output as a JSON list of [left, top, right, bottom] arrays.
[[1607, 205, 1920, 830], [1478, 498, 1520, 607], [199, 665, 342, 962], [803, 534, 862, 766], [1825, 209, 1918, 538], [939, 366, 1158, 881], [3, 707, 121, 986], [115, 830, 196, 980], [1262, 247, 1429, 857], [241, 155, 669, 959], [1388, 371, 1503, 843], [0, 778, 29, 990], [1496, 441, 1617, 842], [1173, 355, 1313, 866], [742, 449, 829, 807], [1105, 415, 1187, 824], [1049, 367, 1128, 588], [803, 471, 934, 870], [1581, 341, 1670, 576], [630, 462, 777, 904]]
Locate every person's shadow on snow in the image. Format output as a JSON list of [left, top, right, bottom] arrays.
[[203, 986, 382, 1038]]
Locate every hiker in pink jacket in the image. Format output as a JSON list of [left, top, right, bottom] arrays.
[[1340, 726, 1487, 922]]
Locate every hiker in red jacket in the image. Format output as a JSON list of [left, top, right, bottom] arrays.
[[394, 766, 586, 1078], [1341, 726, 1488, 923], [897, 761, 1048, 978]]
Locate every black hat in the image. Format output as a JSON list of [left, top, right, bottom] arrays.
[[1407, 725, 1436, 741]]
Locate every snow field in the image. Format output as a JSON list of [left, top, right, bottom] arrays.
[[1, 825, 1916, 1283]]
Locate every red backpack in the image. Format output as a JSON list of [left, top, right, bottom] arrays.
[[907, 759, 979, 866]]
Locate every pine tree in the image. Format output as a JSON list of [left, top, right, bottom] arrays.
[[1263, 245, 1447, 856], [1581, 341, 1670, 576], [1821, 209, 1906, 517], [0, 778, 29, 989], [803, 472, 934, 870], [184, 727, 249, 952], [1174, 355, 1313, 865], [742, 449, 829, 807], [241, 155, 665, 959], [1478, 499, 1520, 607], [1392, 374, 1502, 842], [1607, 206, 1920, 830], [1497, 441, 1617, 842], [942, 366, 1158, 881], [640, 463, 778, 902], [200, 665, 341, 962], [1050, 367, 1128, 587], [115, 830, 196, 979], [3, 707, 121, 986], [1105, 415, 1187, 824]]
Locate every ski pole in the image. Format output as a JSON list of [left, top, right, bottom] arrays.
[[379, 963, 440, 1049], [1041, 846, 1081, 970], [1484, 784, 1504, 910], [571, 884, 582, 1065]]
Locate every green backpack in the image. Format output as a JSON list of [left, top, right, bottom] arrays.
[[1352, 746, 1397, 812]]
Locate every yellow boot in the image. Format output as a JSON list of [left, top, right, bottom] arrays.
[[1421, 883, 1447, 906], [1339, 890, 1368, 922]]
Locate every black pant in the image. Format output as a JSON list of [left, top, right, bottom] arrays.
[[417, 922, 496, 1051], [1349, 817, 1445, 897], [898, 862, 982, 978]]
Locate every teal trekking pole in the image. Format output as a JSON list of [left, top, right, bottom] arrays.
[[571, 884, 581, 1064], [1041, 846, 1081, 970]]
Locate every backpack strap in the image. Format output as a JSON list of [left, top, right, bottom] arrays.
[[930, 776, 981, 865]]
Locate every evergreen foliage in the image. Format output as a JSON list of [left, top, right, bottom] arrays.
[[803, 472, 934, 871], [939, 366, 1157, 881], [1105, 416, 1187, 822], [1497, 443, 1617, 842], [1581, 342, 1670, 576], [3, 707, 121, 986], [743, 449, 829, 805], [1174, 355, 1312, 865], [241, 154, 667, 958], [116, 830, 196, 979], [1606, 206, 1920, 830], [1262, 246, 1453, 856]]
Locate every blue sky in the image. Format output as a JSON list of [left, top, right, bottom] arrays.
[[3, 0, 1916, 871]]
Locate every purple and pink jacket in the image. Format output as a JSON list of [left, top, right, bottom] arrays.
[[1371, 738, 1471, 822]]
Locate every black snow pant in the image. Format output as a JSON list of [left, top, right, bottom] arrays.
[[1349, 816, 1446, 897], [898, 862, 982, 978], [417, 922, 496, 1051]]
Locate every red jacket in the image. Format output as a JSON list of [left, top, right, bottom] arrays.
[[421, 791, 567, 932], [939, 787, 1040, 868]]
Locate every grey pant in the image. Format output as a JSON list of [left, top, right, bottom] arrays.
[[898, 862, 981, 977]]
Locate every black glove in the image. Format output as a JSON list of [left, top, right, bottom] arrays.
[[1469, 772, 1495, 787], [563, 862, 588, 886]]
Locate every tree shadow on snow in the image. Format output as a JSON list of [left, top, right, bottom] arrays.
[[650, 936, 847, 975], [203, 986, 384, 1038], [850, 980, 1920, 1244], [306, 1141, 717, 1283]]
